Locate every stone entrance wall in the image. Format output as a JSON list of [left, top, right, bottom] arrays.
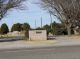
[[29, 30, 47, 40]]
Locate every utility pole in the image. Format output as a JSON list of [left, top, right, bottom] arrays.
[[50, 13, 53, 29], [41, 17, 42, 28], [35, 19, 37, 29]]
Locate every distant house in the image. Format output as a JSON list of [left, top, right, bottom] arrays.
[[29, 30, 47, 40]]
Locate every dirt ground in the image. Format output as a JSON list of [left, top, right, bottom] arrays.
[[56, 35, 80, 40]]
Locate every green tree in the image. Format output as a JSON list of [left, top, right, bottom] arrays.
[[0, 23, 9, 34], [43, 24, 51, 35], [11, 23, 22, 32], [22, 23, 30, 38], [22, 23, 30, 31], [51, 22, 67, 35]]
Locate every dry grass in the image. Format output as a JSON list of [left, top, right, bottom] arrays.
[[56, 35, 80, 40], [26, 40, 57, 45]]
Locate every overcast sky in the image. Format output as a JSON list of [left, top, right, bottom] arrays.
[[0, 0, 59, 30]]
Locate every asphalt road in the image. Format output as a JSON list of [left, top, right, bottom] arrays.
[[0, 46, 80, 59]]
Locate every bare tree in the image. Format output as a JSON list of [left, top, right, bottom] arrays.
[[40, 0, 80, 35], [0, 0, 26, 20]]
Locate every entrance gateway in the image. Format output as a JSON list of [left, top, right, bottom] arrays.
[[29, 30, 47, 40]]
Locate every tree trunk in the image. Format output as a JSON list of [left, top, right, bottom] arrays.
[[67, 26, 71, 36]]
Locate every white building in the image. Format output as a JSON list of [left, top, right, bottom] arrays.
[[29, 30, 47, 40]]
